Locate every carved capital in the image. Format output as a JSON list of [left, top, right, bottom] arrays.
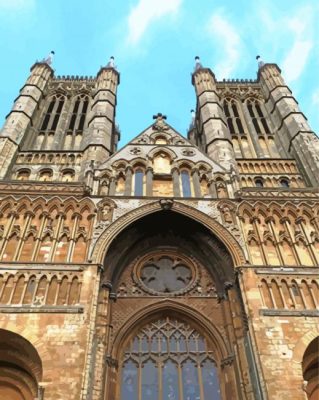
[[265, 216, 275, 224], [221, 354, 235, 368], [105, 355, 118, 368]]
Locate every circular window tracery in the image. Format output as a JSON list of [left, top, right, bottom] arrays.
[[134, 250, 198, 295]]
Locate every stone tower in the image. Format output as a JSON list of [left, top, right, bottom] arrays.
[[0, 54, 318, 400]]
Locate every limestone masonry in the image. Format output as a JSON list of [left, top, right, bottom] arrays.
[[0, 56, 318, 400]]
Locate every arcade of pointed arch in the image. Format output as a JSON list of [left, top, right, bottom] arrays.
[[98, 151, 224, 198], [0, 196, 95, 264], [238, 201, 319, 267], [0, 196, 96, 308]]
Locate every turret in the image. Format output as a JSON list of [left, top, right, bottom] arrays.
[[258, 62, 319, 186], [83, 56, 120, 169], [191, 57, 237, 171], [0, 54, 54, 178]]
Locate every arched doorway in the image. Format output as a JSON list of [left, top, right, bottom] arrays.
[[119, 315, 221, 400], [0, 329, 42, 400], [92, 210, 259, 399], [302, 336, 319, 400]]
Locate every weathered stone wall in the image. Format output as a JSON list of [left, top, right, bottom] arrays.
[[0, 265, 99, 400]]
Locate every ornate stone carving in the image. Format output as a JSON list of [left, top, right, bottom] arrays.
[[129, 147, 142, 155], [152, 113, 169, 131], [159, 198, 174, 210], [181, 148, 195, 157]]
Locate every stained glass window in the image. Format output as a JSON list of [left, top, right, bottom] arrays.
[[134, 169, 144, 196], [181, 170, 192, 197], [120, 317, 221, 400]]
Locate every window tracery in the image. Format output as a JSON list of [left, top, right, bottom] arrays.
[[35, 94, 65, 150], [134, 251, 197, 295], [120, 317, 221, 400], [223, 98, 255, 157]]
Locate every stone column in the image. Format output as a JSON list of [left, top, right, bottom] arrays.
[[208, 173, 217, 197], [124, 167, 133, 196], [108, 177, 116, 195], [172, 167, 181, 197], [146, 167, 153, 196], [191, 168, 201, 197]]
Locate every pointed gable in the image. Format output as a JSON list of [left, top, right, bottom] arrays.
[[98, 113, 226, 174]]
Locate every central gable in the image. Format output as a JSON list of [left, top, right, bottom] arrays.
[[96, 114, 230, 198]]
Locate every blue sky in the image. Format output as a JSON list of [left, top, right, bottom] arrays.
[[0, 0, 319, 146]]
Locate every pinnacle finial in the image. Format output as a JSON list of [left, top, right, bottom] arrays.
[[194, 56, 203, 71], [189, 109, 195, 128], [107, 56, 117, 70], [42, 50, 55, 66], [256, 55, 265, 69]]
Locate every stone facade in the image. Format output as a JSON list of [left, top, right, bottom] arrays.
[[0, 57, 318, 400]]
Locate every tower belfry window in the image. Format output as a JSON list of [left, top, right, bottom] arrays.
[[223, 98, 255, 157], [40, 95, 65, 132], [68, 95, 89, 132], [247, 99, 270, 135], [64, 95, 89, 149], [223, 99, 245, 135]]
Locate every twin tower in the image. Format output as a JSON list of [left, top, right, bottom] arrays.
[[0, 56, 319, 189]]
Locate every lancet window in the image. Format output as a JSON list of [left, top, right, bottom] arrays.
[[33, 94, 65, 150], [64, 95, 89, 149], [223, 98, 245, 135], [223, 98, 255, 157], [120, 317, 221, 400], [181, 169, 192, 197], [134, 168, 144, 196], [246, 99, 270, 135]]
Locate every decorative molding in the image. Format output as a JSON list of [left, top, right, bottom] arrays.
[[260, 309, 319, 317], [90, 200, 246, 266], [0, 306, 84, 313]]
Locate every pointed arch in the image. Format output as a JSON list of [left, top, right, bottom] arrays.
[[112, 300, 229, 362], [91, 200, 246, 267]]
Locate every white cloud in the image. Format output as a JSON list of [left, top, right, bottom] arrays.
[[281, 8, 314, 83], [127, 0, 182, 45], [0, 0, 34, 10], [206, 14, 241, 79]]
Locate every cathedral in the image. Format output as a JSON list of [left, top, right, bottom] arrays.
[[0, 53, 318, 400]]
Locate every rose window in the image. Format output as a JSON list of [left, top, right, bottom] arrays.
[[135, 252, 197, 295]]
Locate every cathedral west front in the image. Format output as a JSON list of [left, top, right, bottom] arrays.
[[0, 54, 318, 400]]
